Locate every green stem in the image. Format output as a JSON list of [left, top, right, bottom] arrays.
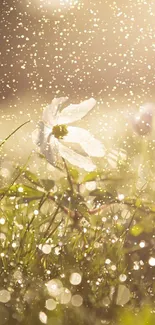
[[0, 152, 33, 201], [62, 158, 74, 193], [43, 206, 60, 239], [0, 120, 30, 148], [44, 218, 63, 241]]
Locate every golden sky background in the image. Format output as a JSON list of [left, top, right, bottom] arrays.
[[1, 0, 155, 103], [0, 0, 155, 162]]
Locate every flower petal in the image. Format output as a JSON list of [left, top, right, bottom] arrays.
[[46, 135, 63, 167], [33, 122, 62, 168], [57, 98, 96, 125], [42, 97, 68, 127], [57, 141, 96, 171], [32, 121, 45, 147], [32, 127, 41, 146], [63, 126, 105, 157], [32, 121, 51, 148]]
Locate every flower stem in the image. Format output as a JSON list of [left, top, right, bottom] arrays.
[[0, 151, 33, 201], [62, 158, 74, 193], [0, 120, 30, 148]]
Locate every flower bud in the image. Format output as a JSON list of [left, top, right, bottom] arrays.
[[132, 102, 154, 136]]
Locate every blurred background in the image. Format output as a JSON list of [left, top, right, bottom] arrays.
[[0, 0, 155, 163]]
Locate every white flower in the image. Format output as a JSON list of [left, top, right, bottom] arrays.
[[32, 97, 105, 171]]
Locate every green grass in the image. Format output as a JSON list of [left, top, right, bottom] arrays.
[[0, 126, 155, 324]]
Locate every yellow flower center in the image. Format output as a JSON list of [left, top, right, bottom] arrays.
[[52, 124, 68, 139]]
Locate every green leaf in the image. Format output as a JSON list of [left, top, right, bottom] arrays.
[[135, 198, 142, 208], [83, 171, 100, 183], [70, 193, 85, 208], [40, 179, 55, 191], [89, 188, 105, 196], [18, 196, 43, 204], [130, 224, 144, 236], [0, 187, 8, 196], [78, 202, 89, 215], [90, 188, 115, 204], [149, 204, 155, 212], [90, 214, 102, 227], [2, 184, 44, 199], [22, 169, 41, 186], [69, 167, 79, 181]]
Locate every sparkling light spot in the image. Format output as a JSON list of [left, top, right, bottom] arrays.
[[12, 242, 18, 248], [148, 257, 155, 266], [41, 244, 51, 255], [69, 273, 82, 285], [13, 270, 23, 282], [0, 290, 11, 303], [105, 259, 111, 265], [139, 241, 146, 248], [45, 298, 57, 311], [0, 168, 10, 178], [59, 288, 71, 304], [55, 247, 61, 255], [71, 294, 83, 307], [133, 261, 140, 270], [39, 312, 47, 324], [34, 209, 39, 215], [111, 265, 116, 271], [46, 279, 63, 297], [119, 274, 127, 282], [0, 233, 6, 241], [18, 187, 24, 193], [118, 194, 125, 201], [0, 218, 5, 225]]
